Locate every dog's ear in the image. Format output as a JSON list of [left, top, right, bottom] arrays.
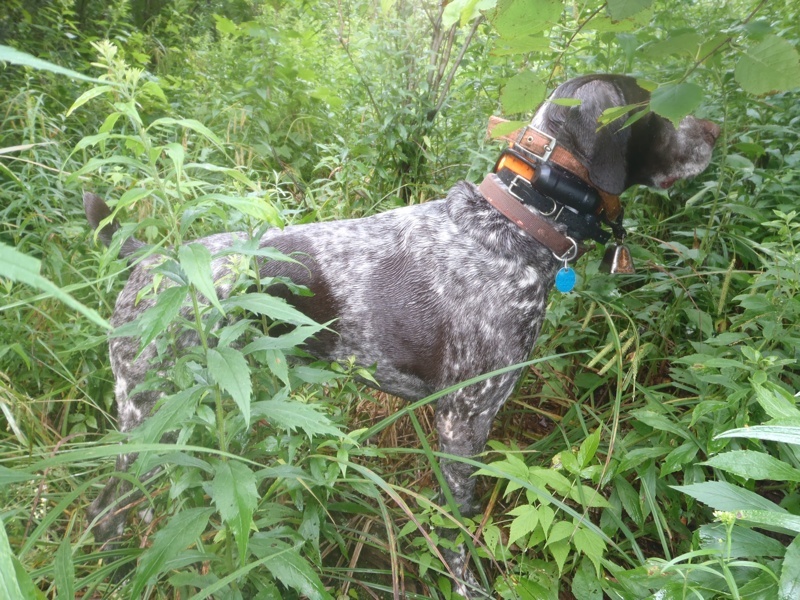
[[84, 192, 118, 247], [559, 81, 632, 195]]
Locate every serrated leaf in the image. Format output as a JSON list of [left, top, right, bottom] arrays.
[[207, 460, 259, 565], [779, 535, 800, 599], [500, 71, 546, 114], [702, 450, 800, 482], [650, 82, 703, 126], [251, 399, 347, 441], [573, 527, 606, 575], [131, 285, 187, 349], [508, 504, 539, 545], [129, 386, 204, 444], [735, 35, 800, 95], [178, 243, 224, 314], [207, 347, 252, 425], [242, 323, 326, 353], [130, 508, 213, 598], [250, 535, 333, 600], [442, 0, 495, 29], [673, 481, 787, 513], [224, 293, 318, 327], [642, 32, 701, 58]]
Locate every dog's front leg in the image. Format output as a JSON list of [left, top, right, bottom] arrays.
[[434, 376, 518, 598]]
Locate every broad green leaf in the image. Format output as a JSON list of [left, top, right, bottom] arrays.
[[572, 556, 602, 600], [661, 442, 699, 477], [130, 507, 213, 598], [500, 71, 546, 114], [508, 504, 539, 545], [753, 382, 800, 420], [577, 429, 601, 468], [573, 528, 606, 575], [207, 347, 252, 425], [569, 484, 610, 509], [477, 454, 529, 495], [0, 44, 109, 84], [614, 476, 643, 527], [673, 481, 787, 513], [54, 537, 74, 600], [178, 243, 224, 313], [642, 33, 702, 58], [529, 466, 572, 495], [737, 510, 800, 534], [702, 450, 800, 482], [442, 0, 495, 29], [120, 285, 187, 350], [129, 386, 204, 444], [780, 535, 800, 599], [491, 0, 561, 39], [164, 143, 185, 181], [207, 460, 259, 565], [0, 243, 111, 330], [488, 119, 527, 139], [630, 409, 690, 439], [194, 193, 280, 222], [492, 34, 550, 56], [250, 534, 333, 600], [242, 323, 326, 353], [251, 399, 347, 441], [148, 117, 225, 149], [606, 0, 653, 20], [650, 82, 703, 126], [264, 348, 290, 386], [224, 293, 319, 327], [0, 517, 24, 600], [546, 520, 575, 546], [66, 85, 114, 116], [735, 35, 800, 95], [716, 425, 800, 445], [699, 523, 786, 558], [548, 538, 570, 574]]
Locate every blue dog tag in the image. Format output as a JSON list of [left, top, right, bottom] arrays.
[[555, 266, 576, 293]]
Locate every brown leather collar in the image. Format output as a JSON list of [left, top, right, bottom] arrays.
[[479, 173, 589, 259], [487, 116, 622, 222]]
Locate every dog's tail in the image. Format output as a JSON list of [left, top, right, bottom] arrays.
[[83, 192, 145, 259]]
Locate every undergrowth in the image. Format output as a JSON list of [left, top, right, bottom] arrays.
[[1, 1, 800, 599]]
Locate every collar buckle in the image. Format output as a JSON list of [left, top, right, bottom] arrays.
[[515, 126, 557, 163]]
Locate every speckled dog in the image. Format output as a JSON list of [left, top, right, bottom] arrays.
[[86, 74, 719, 595]]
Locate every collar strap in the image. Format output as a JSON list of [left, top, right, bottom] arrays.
[[487, 116, 622, 222], [479, 173, 589, 260]]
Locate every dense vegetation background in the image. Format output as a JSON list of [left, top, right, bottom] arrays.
[[1, 0, 799, 598]]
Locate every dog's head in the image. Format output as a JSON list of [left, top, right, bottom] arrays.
[[533, 74, 720, 195]]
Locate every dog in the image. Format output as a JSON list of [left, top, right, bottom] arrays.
[[85, 74, 719, 594]]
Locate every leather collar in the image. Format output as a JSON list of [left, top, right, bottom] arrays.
[[487, 116, 622, 222], [478, 173, 588, 260]]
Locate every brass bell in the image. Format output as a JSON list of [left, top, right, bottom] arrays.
[[600, 242, 635, 274]]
